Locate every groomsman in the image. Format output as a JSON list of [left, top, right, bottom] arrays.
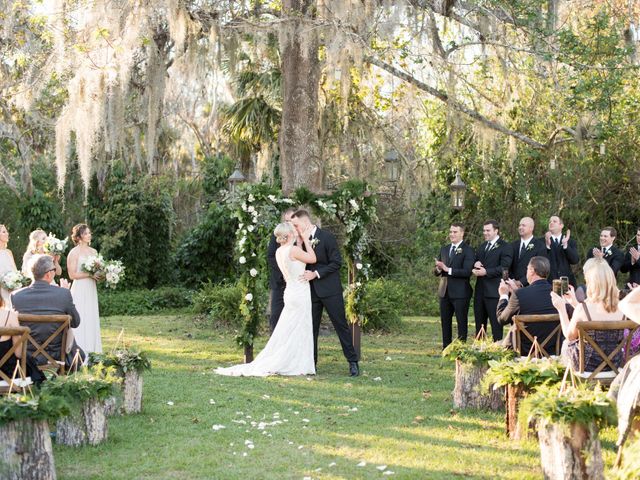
[[586, 226, 624, 278], [509, 217, 547, 287], [621, 227, 640, 286], [434, 223, 475, 349], [545, 215, 579, 286], [266, 207, 296, 332], [473, 220, 513, 341]]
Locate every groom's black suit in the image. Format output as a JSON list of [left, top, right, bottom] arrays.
[[305, 227, 358, 364]]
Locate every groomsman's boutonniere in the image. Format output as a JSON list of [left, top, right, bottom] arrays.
[[489, 242, 499, 252], [455, 247, 463, 255], [605, 249, 612, 257], [526, 243, 535, 251], [310, 238, 320, 249]]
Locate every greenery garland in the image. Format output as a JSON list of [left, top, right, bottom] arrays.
[[41, 365, 122, 406], [0, 392, 70, 425], [228, 180, 377, 349], [482, 356, 566, 392], [610, 436, 640, 480], [88, 349, 152, 375], [518, 382, 617, 431], [441, 339, 516, 366]]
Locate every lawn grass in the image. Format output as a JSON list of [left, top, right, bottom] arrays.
[[53, 314, 618, 479]]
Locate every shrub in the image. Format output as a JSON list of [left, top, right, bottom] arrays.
[[359, 278, 403, 332], [192, 282, 244, 328], [99, 287, 193, 316]]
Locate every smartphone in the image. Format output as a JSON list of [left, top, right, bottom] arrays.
[[560, 276, 569, 295], [502, 269, 510, 281], [552, 279, 562, 296]]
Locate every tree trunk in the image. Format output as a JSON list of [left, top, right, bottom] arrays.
[[56, 399, 108, 446], [537, 420, 604, 480], [351, 321, 361, 361], [244, 344, 254, 363], [103, 395, 120, 416], [453, 360, 503, 410], [0, 419, 56, 480], [279, 0, 322, 193], [122, 370, 144, 414], [505, 384, 529, 440]]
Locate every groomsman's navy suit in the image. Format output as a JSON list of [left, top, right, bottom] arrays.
[[474, 238, 513, 341], [434, 241, 475, 348], [510, 237, 547, 286]]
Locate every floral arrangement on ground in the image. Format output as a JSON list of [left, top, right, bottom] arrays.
[[442, 339, 516, 366]]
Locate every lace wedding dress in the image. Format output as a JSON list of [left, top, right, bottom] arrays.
[[70, 256, 102, 353], [215, 245, 315, 376]]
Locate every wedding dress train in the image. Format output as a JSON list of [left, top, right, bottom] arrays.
[[215, 245, 315, 376]]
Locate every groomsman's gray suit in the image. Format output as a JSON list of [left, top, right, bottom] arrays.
[[12, 280, 83, 366]]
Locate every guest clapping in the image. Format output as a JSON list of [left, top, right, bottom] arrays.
[[586, 227, 624, 278]]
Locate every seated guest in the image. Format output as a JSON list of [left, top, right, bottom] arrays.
[[12, 255, 84, 367], [497, 256, 560, 355], [586, 226, 624, 278], [0, 297, 45, 384], [551, 258, 625, 371]]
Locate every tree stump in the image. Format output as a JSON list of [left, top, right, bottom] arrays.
[[538, 420, 604, 480], [505, 384, 529, 440], [0, 418, 56, 480], [122, 370, 143, 414], [56, 399, 107, 446], [453, 359, 503, 410], [103, 395, 120, 416]]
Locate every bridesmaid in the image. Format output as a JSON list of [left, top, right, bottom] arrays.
[[67, 224, 102, 354], [0, 225, 18, 308], [21, 229, 62, 279]]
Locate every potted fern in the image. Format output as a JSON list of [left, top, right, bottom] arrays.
[[442, 337, 515, 410], [483, 356, 565, 439], [42, 365, 121, 446], [519, 379, 615, 480], [0, 391, 69, 479], [89, 348, 151, 414]]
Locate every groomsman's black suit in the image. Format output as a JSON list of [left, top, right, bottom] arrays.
[[474, 237, 513, 341], [547, 235, 579, 286], [434, 241, 475, 349], [267, 234, 285, 332], [509, 237, 548, 286], [305, 227, 358, 364], [621, 245, 640, 285], [586, 245, 624, 278]]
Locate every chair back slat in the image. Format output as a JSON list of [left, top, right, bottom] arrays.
[[513, 314, 561, 357], [17, 314, 70, 375], [0, 326, 30, 394]]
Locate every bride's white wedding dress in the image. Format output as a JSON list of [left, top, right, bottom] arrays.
[[215, 245, 315, 377]]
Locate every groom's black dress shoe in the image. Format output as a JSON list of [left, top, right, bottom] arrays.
[[349, 361, 360, 377]]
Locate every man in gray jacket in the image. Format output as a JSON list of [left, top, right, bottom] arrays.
[[12, 255, 84, 367]]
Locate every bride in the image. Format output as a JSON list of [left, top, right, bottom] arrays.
[[215, 222, 316, 376]]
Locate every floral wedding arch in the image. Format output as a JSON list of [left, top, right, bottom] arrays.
[[229, 180, 377, 360]]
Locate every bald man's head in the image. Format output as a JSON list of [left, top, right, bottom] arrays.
[[518, 217, 535, 239]]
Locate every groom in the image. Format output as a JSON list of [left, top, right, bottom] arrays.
[[290, 210, 360, 376]]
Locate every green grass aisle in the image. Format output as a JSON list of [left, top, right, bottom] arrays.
[[53, 315, 618, 479]]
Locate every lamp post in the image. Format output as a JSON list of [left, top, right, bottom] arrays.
[[450, 171, 467, 211], [227, 166, 246, 194], [384, 149, 400, 182]]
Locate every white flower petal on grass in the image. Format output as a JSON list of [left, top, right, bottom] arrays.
[[302, 418, 310, 423], [357, 461, 367, 467], [247, 444, 255, 450], [373, 377, 382, 381], [385, 356, 392, 361], [294, 411, 299, 415], [244, 440, 253, 445], [209, 399, 216, 404], [298, 445, 304, 450], [376, 465, 387, 471], [242, 452, 248, 457], [211, 425, 226, 431], [329, 462, 337, 467], [350, 407, 358, 412], [262, 394, 270, 399], [232, 420, 246, 424], [288, 441, 294, 445], [382, 471, 395, 476], [245, 293, 253, 302], [167, 401, 174, 406]]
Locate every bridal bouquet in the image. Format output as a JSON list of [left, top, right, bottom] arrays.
[[1, 270, 30, 290], [103, 260, 125, 289], [43, 233, 68, 256], [81, 254, 106, 276]]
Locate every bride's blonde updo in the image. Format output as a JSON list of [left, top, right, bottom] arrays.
[[274, 223, 295, 245]]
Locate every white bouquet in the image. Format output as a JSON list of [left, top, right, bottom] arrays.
[[1, 270, 30, 290], [103, 260, 125, 289], [43, 233, 68, 256], [81, 254, 106, 276]]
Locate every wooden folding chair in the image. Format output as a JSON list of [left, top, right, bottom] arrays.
[[18, 314, 71, 375], [0, 326, 31, 394], [577, 320, 639, 385], [513, 314, 562, 358]]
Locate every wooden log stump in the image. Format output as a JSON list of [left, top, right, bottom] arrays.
[[103, 395, 119, 416], [122, 370, 143, 414], [453, 359, 503, 410], [506, 384, 530, 440], [0, 418, 56, 480], [56, 399, 107, 447], [538, 420, 604, 480]]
